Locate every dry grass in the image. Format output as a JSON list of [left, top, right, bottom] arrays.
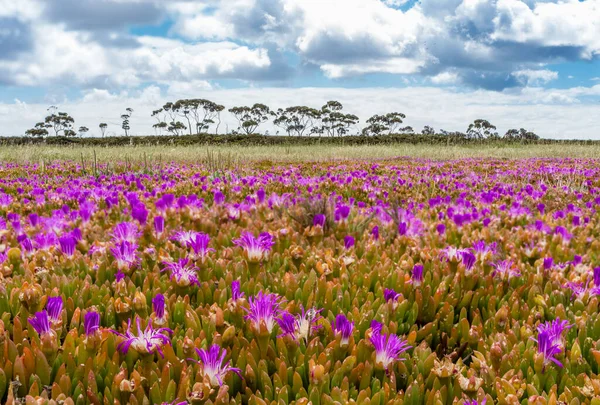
[[0, 143, 599, 165]]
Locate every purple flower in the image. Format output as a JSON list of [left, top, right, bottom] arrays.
[[461, 251, 477, 272], [370, 320, 383, 334], [543, 257, 554, 271], [34, 232, 58, 251], [533, 329, 563, 369], [233, 232, 274, 263], [46, 296, 63, 326], [370, 329, 412, 368], [564, 281, 587, 299], [334, 204, 351, 222], [411, 264, 424, 286], [344, 235, 355, 250], [472, 240, 496, 259], [189, 344, 242, 387], [231, 280, 244, 301], [84, 311, 100, 336], [29, 311, 52, 337], [189, 233, 215, 262], [161, 258, 199, 287], [277, 306, 323, 342], [115, 269, 126, 283], [172, 230, 198, 246], [59, 234, 77, 257], [332, 314, 354, 345], [111, 241, 140, 271], [244, 291, 283, 333], [440, 246, 470, 262], [276, 312, 297, 339], [131, 203, 148, 225], [152, 294, 167, 320], [464, 399, 487, 405], [111, 317, 172, 358], [154, 216, 165, 235], [537, 318, 572, 350], [313, 214, 326, 227], [491, 260, 521, 280], [371, 225, 380, 240], [384, 288, 401, 303], [112, 222, 140, 244]]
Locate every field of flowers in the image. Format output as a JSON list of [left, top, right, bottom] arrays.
[[0, 158, 599, 405]]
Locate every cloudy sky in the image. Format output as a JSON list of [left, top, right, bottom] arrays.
[[1, 0, 599, 138]]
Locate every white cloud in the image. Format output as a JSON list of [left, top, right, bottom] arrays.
[[492, 0, 600, 57], [513, 69, 558, 86], [431, 71, 460, 85]]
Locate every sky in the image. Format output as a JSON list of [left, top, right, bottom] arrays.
[[0, 0, 599, 138]]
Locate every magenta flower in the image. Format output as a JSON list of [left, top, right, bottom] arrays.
[[29, 311, 53, 337], [344, 235, 355, 250], [59, 234, 77, 257], [370, 328, 412, 368], [161, 258, 200, 287], [464, 399, 487, 405], [370, 320, 383, 334], [111, 241, 140, 271], [277, 306, 323, 342], [537, 318, 572, 350], [244, 291, 283, 333], [332, 314, 354, 345], [84, 311, 100, 336], [172, 230, 199, 246], [491, 260, 521, 280], [111, 222, 140, 244], [461, 251, 477, 272], [313, 214, 326, 227], [189, 344, 242, 387], [46, 296, 63, 327], [111, 317, 172, 358], [532, 329, 563, 369], [189, 233, 215, 262], [231, 280, 245, 301], [152, 294, 167, 320], [440, 246, 471, 262], [233, 232, 275, 263], [334, 204, 351, 222], [34, 232, 58, 251], [564, 281, 586, 299], [411, 264, 424, 286], [384, 288, 401, 303], [153, 216, 165, 236]]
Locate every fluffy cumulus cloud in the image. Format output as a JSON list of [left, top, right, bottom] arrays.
[[0, 0, 599, 138]]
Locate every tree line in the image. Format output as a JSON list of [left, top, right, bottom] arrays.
[[24, 100, 540, 141]]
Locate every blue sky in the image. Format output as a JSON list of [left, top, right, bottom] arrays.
[[0, 0, 599, 138]]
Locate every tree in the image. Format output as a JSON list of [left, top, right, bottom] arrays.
[[273, 106, 321, 136], [229, 103, 272, 135], [174, 100, 194, 135], [174, 99, 225, 134], [99, 123, 108, 138], [78, 126, 89, 138], [505, 128, 539, 141], [466, 119, 498, 139], [316, 101, 359, 137], [362, 112, 406, 136], [42, 107, 75, 137], [399, 126, 414, 134], [25, 122, 49, 138], [421, 126, 435, 135], [167, 121, 187, 136], [121, 107, 133, 136]]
